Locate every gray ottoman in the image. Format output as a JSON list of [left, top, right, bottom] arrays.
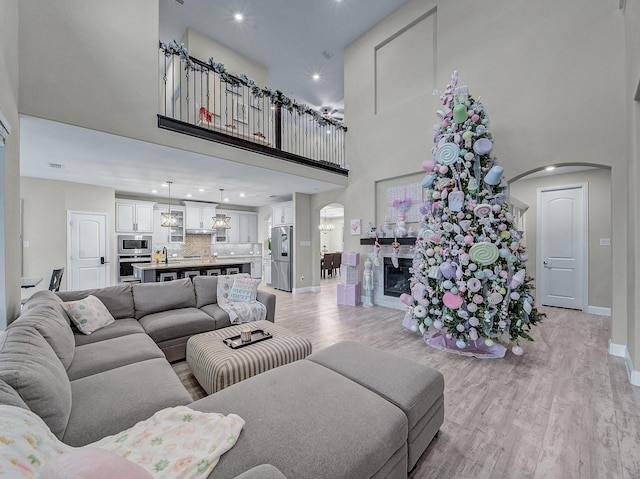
[[187, 320, 312, 394], [307, 341, 444, 471]]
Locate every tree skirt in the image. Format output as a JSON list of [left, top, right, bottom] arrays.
[[425, 332, 506, 359]]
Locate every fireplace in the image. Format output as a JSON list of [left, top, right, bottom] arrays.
[[383, 257, 412, 297]]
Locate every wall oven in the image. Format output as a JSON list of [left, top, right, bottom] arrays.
[[117, 235, 152, 255], [117, 255, 151, 283]]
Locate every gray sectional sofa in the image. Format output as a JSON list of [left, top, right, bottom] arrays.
[[0, 276, 445, 478]]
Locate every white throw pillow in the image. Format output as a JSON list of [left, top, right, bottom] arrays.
[[62, 295, 115, 335], [227, 277, 260, 302]]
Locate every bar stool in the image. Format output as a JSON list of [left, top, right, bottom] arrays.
[[159, 272, 177, 282], [206, 269, 222, 276], [225, 267, 240, 275], [182, 270, 200, 280]]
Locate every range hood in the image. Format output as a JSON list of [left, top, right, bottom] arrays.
[[186, 228, 216, 234]]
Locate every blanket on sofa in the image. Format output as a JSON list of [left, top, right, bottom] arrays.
[[217, 275, 267, 324], [0, 405, 244, 479]]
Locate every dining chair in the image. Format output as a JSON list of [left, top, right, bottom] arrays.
[[48, 268, 64, 292], [322, 253, 334, 278], [332, 253, 342, 277]]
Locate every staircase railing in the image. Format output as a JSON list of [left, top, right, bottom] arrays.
[[159, 41, 347, 171]]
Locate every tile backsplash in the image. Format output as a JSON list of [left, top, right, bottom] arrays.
[[153, 234, 261, 258]]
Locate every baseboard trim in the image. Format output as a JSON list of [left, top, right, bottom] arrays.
[[588, 306, 612, 316], [292, 286, 320, 294], [609, 340, 640, 387]]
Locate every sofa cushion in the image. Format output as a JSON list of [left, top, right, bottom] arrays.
[[12, 298, 75, 370], [199, 303, 232, 329], [233, 465, 288, 479], [57, 283, 135, 320], [132, 278, 196, 319], [73, 318, 146, 346], [0, 378, 29, 410], [62, 295, 115, 335], [193, 275, 218, 308], [64, 358, 192, 446], [67, 333, 165, 381], [138, 307, 215, 343], [0, 326, 72, 439], [189, 360, 407, 479]]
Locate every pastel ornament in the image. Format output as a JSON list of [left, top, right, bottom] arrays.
[[435, 143, 460, 165], [469, 327, 479, 341], [467, 278, 482, 293], [485, 338, 494, 347], [512, 345, 524, 356], [413, 305, 427, 318], [440, 262, 456, 279], [467, 303, 478, 313], [523, 300, 533, 315], [443, 292, 464, 309], [456, 323, 466, 332], [421, 173, 437, 188], [399, 293, 413, 306], [448, 191, 465, 212], [422, 159, 436, 171], [433, 320, 444, 330], [469, 242, 500, 265], [469, 316, 480, 327], [483, 165, 504, 186], [453, 103, 468, 124], [510, 269, 526, 288], [467, 176, 479, 193], [419, 323, 427, 335], [442, 280, 453, 290], [456, 339, 467, 349], [462, 130, 473, 140], [474, 203, 492, 217], [402, 312, 418, 332], [473, 138, 493, 155]]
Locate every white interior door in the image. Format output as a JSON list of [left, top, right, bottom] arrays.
[[537, 184, 587, 310], [68, 212, 109, 290]]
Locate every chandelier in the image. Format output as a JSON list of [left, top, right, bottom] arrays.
[[318, 209, 335, 234], [160, 181, 179, 228], [212, 189, 231, 230]]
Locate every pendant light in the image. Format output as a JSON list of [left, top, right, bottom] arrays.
[[212, 188, 231, 230], [318, 209, 335, 234], [160, 181, 179, 228]]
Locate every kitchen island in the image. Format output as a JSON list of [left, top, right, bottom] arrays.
[[133, 259, 252, 283]]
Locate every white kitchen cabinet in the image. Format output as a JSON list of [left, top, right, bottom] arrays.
[[184, 201, 217, 230], [153, 205, 185, 244], [263, 258, 272, 284], [272, 202, 293, 227], [225, 212, 241, 243], [116, 200, 155, 233], [215, 211, 257, 243]]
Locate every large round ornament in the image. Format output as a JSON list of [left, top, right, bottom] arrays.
[[435, 142, 460, 165], [473, 204, 492, 217], [469, 242, 500, 265], [473, 138, 493, 155]]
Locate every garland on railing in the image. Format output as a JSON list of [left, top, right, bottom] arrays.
[[160, 40, 347, 131]]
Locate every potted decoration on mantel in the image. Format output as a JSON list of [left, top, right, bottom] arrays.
[[402, 71, 543, 358]]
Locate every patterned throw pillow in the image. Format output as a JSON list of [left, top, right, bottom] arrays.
[[62, 295, 115, 335], [227, 277, 260, 303]]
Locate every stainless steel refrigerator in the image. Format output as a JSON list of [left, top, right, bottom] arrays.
[[270, 226, 293, 292]]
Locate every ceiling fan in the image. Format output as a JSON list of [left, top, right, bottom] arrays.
[[319, 106, 344, 122]]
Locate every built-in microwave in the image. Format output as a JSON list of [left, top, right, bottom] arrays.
[[117, 235, 152, 255]]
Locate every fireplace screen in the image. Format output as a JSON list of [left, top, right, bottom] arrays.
[[383, 257, 412, 297]]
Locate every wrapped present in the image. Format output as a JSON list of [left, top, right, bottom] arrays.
[[337, 282, 361, 306], [340, 265, 359, 285], [341, 251, 360, 267]]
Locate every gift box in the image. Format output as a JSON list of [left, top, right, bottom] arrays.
[[341, 251, 360, 267], [340, 265, 359, 285], [337, 282, 361, 306]]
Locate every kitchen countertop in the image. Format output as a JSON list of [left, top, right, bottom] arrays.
[[133, 259, 252, 271]]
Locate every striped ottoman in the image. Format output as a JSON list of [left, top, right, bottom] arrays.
[[186, 321, 312, 394]]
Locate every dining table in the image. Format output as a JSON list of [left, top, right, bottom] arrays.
[[21, 277, 43, 289]]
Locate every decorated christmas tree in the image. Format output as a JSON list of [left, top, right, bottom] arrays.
[[402, 71, 543, 357]]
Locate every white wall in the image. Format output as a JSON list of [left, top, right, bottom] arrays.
[[0, 0, 21, 325], [20, 178, 116, 300]]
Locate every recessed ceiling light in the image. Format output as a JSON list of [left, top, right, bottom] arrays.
[[185, 193, 192, 198], [161, 183, 169, 187], [545, 166, 556, 171], [198, 188, 205, 192], [151, 189, 158, 194], [224, 197, 229, 202], [234, 12, 244, 22], [312, 73, 320, 81], [240, 193, 246, 198]]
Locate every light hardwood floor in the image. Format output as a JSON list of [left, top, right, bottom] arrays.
[[174, 277, 640, 479]]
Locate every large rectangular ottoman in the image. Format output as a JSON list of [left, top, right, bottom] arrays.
[[186, 320, 312, 394], [307, 341, 444, 472]]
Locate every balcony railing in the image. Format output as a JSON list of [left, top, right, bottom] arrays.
[[158, 41, 347, 174]]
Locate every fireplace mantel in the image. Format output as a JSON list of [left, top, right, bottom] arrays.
[[359, 238, 416, 245]]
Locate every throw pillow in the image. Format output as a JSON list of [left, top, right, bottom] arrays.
[[227, 277, 260, 302], [40, 448, 153, 479], [62, 295, 115, 335]]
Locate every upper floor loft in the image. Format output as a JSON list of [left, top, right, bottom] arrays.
[[158, 41, 348, 177]]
